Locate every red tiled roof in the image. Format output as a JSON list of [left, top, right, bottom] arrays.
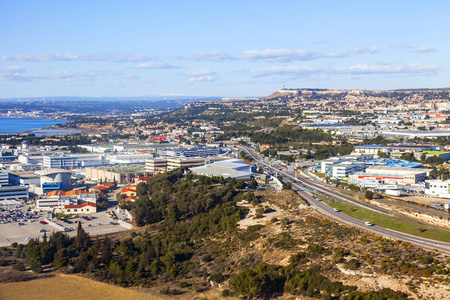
[[101, 183, 115, 187], [92, 185, 108, 190], [48, 190, 93, 197], [65, 190, 91, 196], [47, 190, 64, 197], [121, 187, 136, 193], [64, 201, 97, 209]]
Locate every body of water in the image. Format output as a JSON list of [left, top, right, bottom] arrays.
[[0, 117, 68, 134]]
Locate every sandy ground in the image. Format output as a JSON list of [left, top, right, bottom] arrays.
[[237, 201, 287, 230], [343, 273, 450, 300], [403, 195, 449, 206], [0, 273, 160, 300]]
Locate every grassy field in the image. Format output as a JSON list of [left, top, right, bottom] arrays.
[[314, 193, 450, 243], [336, 189, 365, 201], [0, 273, 163, 300], [425, 151, 450, 155]]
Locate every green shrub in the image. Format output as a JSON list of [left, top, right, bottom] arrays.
[[210, 271, 225, 283], [13, 261, 25, 271]]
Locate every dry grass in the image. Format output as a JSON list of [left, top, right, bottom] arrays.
[[0, 272, 163, 300]]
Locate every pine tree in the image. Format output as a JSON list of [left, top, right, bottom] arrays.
[[101, 237, 113, 265], [76, 221, 90, 250], [31, 258, 43, 273], [53, 248, 68, 268], [74, 251, 88, 272], [42, 231, 48, 245]]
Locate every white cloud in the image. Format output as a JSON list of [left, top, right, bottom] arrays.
[[0, 66, 26, 73], [249, 66, 319, 77], [0, 69, 109, 82], [1, 53, 154, 62], [248, 63, 438, 77], [187, 69, 216, 82], [187, 69, 215, 76], [335, 63, 438, 75], [392, 45, 437, 54], [188, 76, 216, 82], [188, 51, 234, 61], [0, 66, 144, 82], [189, 47, 378, 62], [134, 62, 180, 69], [412, 47, 436, 54]]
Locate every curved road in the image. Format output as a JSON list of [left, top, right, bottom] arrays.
[[238, 146, 450, 253], [303, 168, 450, 218]]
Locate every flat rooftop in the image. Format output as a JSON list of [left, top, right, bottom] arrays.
[[367, 159, 422, 168], [94, 164, 146, 173]]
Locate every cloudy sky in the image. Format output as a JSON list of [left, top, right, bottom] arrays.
[[0, 0, 448, 98]]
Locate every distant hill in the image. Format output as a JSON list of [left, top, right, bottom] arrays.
[[262, 88, 450, 101], [0, 95, 223, 103], [0, 96, 224, 115]]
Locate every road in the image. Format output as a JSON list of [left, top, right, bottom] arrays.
[[238, 146, 450, 253], [106, 186, 123, 207], [303, 168, 450, 218]]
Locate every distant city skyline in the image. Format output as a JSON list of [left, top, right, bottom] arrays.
[[1, 0, 449, 98]]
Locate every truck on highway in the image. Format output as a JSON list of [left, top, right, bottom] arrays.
[[385, 189, 403, 196]]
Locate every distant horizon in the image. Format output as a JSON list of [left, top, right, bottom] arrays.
[[2, 86, 450, 102]]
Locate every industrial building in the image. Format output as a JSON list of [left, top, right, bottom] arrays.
[[325, 162, 367, 179], [0, 186, 29, 201], [145, 158, 170, 175], [424, 179, 450, 199], [43, 154, 106, 169], [145, 157, 227, 175], [366, 158, 422, 168], [190, 159, 255, 179], [314, 153, 372, 173], [349, 166, 430, 185], [353, 144, 435, 155], [160, 146, 222, 157], [36, 190, 97, 210], [85, 164, 147, 183], [0, 170, 8, 186], [8, 171, 40, 188], [167, 157, 210, 171], [37, 169, 72, 193]]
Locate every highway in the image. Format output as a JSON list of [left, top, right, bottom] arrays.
[[303, 168, 450, 219], [238, 146, 450, 253]]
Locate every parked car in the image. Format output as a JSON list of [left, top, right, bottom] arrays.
[[39, 229, 46, 233]]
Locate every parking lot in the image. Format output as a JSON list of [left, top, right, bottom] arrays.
[[0, 204, 130, 246]]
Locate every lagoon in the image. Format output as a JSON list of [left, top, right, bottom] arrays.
[[0, 117, 68, 134]]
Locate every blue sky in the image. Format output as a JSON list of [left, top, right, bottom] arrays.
[[0, 0, 448, 98]]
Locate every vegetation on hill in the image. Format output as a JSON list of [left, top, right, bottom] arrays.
[[2, 170, 448, 298]]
